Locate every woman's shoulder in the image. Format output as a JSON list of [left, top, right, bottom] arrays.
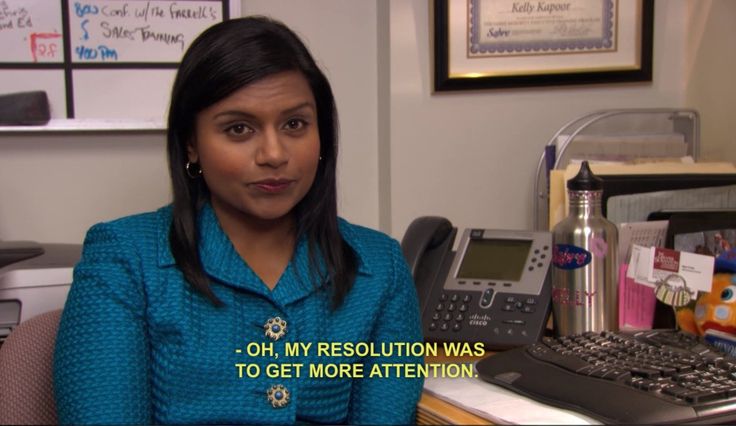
[[337, 217, 404, 272], [337, 218, 417, 303], [337, 217, 400, 251], [83, 205, 172, 247]]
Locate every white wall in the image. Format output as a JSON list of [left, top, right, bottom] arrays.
[[0, 132, 170, 243], [387, 0, 689, 239], [685, 0, 736, 164]]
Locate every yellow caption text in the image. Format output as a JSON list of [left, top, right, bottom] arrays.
[[233, 341, 484, 379]]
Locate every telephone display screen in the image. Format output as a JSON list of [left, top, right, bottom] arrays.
[[456, 238, 532, 281]]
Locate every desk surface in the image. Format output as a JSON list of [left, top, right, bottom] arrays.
[[417, 392, 490, 425], [417, 351, 493, 425]]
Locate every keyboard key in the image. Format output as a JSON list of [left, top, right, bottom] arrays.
[[602, 368, 631, 381], [661, 384, 691, 398], [526, 344, 593, 373], [631, 367, 660, 379], [685, 390, 725, 404]]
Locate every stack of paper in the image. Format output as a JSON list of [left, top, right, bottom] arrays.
[[423, 374, 600, 425]]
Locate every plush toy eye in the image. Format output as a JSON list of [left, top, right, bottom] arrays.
[[720, 286, 736, 303]]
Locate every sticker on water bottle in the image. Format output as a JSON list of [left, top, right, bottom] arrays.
[[588, 236, 609, 257], [552, 244, 592, 269]]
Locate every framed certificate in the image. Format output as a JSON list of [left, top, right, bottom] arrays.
[[433, 0, 654, 91]]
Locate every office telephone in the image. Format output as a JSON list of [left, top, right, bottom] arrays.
[[401, 216, 553, 350]]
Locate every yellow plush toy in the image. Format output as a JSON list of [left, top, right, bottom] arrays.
[[677, 273, 736, 337]]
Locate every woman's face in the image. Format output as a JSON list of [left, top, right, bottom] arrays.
[[189, 71, 321, 226]]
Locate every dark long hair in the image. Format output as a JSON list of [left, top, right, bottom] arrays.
[[167, 16, 357, 307]]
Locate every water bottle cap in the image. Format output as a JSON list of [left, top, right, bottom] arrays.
[[567, 161, 603, 191]]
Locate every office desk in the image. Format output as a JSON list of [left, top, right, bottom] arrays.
[[416, 350, 493, 425]]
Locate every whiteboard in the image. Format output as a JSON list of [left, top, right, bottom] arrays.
[[0, 0, 238, 122], [68, 0, 223, 63], [73, 68, 176, 119], [0, 70, 67, 116], [0, 0, 65, 63]]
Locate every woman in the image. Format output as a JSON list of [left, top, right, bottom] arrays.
[[53, 16, 423, 425]]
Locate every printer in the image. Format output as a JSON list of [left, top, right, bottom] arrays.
[[0, 242, 81, 343]]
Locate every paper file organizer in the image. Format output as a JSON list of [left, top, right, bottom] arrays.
[[533, 108, 701, 231]]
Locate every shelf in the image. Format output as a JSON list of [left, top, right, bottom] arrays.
[[0, 118, 165, 133]]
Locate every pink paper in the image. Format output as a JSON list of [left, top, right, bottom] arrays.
[[618, 264, 657, 329]]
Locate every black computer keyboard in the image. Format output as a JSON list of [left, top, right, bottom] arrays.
[[476, 329, 736, 424]]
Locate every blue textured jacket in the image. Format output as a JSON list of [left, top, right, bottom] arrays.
[[53, 204, 424, 425]]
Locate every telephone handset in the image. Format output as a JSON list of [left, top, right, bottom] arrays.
[[401, 216, 457, 315], [401, 216, 552, 350]]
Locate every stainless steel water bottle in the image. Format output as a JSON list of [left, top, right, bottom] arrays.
[[551, 161, 618, 336]]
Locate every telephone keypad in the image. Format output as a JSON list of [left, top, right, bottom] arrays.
[[424, 288, 550, 349], [427, 291, 472, 333]]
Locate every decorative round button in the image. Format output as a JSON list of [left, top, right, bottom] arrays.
[[264, 317, 287, 341], [267, 384, 290, 408]]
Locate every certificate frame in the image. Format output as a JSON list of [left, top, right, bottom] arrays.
[[433, 0, 654, 91]]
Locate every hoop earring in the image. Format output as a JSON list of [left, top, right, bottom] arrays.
[[185, 161, 202, 178]]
